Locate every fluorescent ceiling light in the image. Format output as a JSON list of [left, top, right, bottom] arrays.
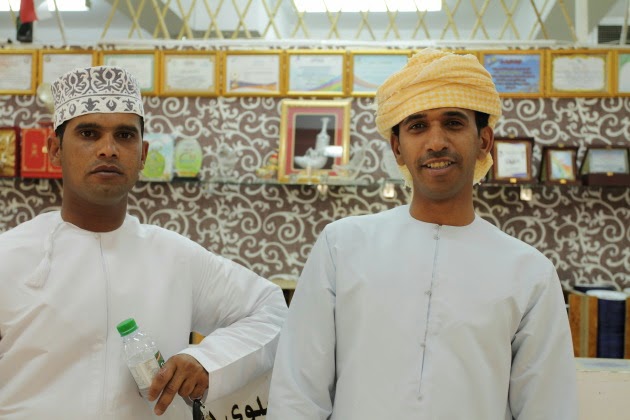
[[1, 0, 88, 12], [294, 0, 442, 13]]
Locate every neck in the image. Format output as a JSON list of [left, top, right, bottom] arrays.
[[60, 200, 128, 232], [409, 193, 476, 226]]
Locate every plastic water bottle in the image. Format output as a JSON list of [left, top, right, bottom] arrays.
[[117, 318, 191, 418]]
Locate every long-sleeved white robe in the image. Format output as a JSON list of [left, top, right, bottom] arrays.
[[0, 211, 287, 419], [267, 205, 577, 420]]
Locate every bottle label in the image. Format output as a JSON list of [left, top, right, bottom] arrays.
[[129, 357, 161, 389], [155, 350, 165, 368]]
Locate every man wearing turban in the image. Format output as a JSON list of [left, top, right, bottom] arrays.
[[267, 49, 577, 419]]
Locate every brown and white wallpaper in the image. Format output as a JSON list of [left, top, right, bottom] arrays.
[[0, 95, 628, 290]]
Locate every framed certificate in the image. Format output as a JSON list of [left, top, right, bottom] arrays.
[[0, 50, 36, 94], [278, 99, 351, 183], [547, 50, 613, 97], [160, 51, 219, 96], [481, 50, 544, 97], [39, 49, 97, 84], [614, 50, 630, 96], [579, 146, 630, 186], [349, 50, 410, 96], [540, 146, 579, 185], [222, 51, 283, 96], [100, 50, 159, 95], [581, 147, 629, 174], [287, 51, 346, 97], [491, 137, 534, 183]]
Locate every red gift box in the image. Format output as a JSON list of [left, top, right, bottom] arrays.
[[20, 127, 62, 179]]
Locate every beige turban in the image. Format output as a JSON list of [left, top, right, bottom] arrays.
[[375, 48, 502, 184], [51, 66, 144, 130]]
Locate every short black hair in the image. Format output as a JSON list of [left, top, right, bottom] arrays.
[[55, 116, 145, 145], [390, 111, 490, 137]]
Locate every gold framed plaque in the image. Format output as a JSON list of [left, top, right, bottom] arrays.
[[0, 50, 37, 95], [547, 50, 613, 97], [100, 50, 159, 95], [160, 50, 219, 96], [38, 49, 97, 84], [222, 50, 283, 96]]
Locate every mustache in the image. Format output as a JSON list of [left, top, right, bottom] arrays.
[[416, 150, 459, 168]]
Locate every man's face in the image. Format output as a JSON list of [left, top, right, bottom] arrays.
[[49, 113, 148, 208], [390, 107, 493, 203]]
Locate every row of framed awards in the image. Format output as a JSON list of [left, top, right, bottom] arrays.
[[2, 47, 630, 98], [489, 138, 630, 186]]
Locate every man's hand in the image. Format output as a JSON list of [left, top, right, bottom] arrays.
[[147, 354, 209, 416]]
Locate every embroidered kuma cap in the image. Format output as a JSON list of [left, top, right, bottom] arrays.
[[375, 48, 502, 185], [51, 66, 144, 130]]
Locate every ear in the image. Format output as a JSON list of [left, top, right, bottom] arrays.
[[478, 126, 494, 159], [47, 134, 62, 167], [140, 140, 149, 169], [389, 132, 404, 165]]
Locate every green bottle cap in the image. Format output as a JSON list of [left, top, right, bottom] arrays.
[[116, 318, 139, 336]]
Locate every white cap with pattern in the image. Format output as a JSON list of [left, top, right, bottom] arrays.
[[51, 66, 144, 130]]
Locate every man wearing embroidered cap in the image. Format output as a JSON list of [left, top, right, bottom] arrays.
[[0, 66, 287, 419], [268, 49, 577, 419]]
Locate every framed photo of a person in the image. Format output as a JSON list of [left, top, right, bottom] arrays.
[[547, 50, 613, 97], [348, 50, 410, 96], [286, 51, 346, 97], [278, 99, 351, 183], [0, 50, 36, 94], [540, 146, 579, 185], [222, 51, 283, 96], [480, 50, 544, 97], [39, 50, 97, 84], [160, 50, 219, 96], [491, 137, 534, 183], [100, 50, 159, 95]]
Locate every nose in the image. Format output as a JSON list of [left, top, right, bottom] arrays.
[[425, 126, 450, 152], [97, 134, 119, 158]]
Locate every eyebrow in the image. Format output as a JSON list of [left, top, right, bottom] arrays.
[[401, 110, 471, 126], [73, 122, 140, 134]]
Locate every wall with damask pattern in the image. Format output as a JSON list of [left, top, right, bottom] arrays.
[[0, 95, 628, 290]]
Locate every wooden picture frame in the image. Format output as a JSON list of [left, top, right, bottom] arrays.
[[38, 49, 97, 84], [100, 50, 159, 95], [547, 50, 613, 97], [480, 50, 544, 97], [540, 146, 579, 185], [0, 50, 36, 95], [348, 50, 410, 97], [278, 99, 351, 183], [579, 146, 630, 186], [0, 126, 20, 178], [491, 137, 534, 184], [580, 146, 629, 175], [160, 50, 219, 97], [286, 50, 346, 97], [222, 50, 283, 96]]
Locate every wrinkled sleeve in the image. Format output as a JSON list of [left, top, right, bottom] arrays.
[[178, 247, 288, 402], [266, 227, 337, 420], [509, 263, 578, 419]]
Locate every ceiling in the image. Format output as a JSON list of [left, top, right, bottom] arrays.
[[0, 0, 627, 46]]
